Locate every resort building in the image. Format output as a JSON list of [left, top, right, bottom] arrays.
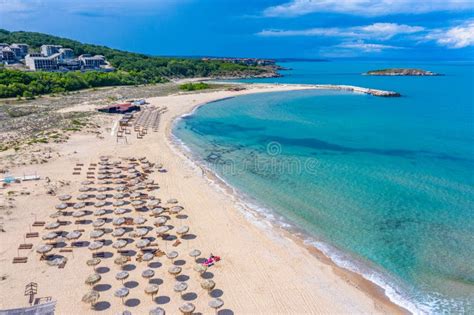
[[25, 53, 58, 71], [10, 44, 29, 58], [78, 54, 106, 69], [1, 47, 17, 64], [0, 43, 29, 64], [40, 44, 62, 57]]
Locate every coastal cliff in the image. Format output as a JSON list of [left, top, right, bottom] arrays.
[[364, 68, 440, 76]]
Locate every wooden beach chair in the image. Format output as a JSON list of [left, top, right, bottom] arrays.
[[32, 221, 45, 227], [18, 243, 33, 250], [26, 232, 39, 238], [72, 172, 81, 175], [12, 257, 28, 264]]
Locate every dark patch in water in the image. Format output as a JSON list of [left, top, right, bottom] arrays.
[[264, 136, 470, 162]]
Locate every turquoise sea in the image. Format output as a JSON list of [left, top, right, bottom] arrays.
[[173, 61, 474, 313]]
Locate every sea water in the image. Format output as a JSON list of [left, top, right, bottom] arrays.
[[173, 61, 474, 313]]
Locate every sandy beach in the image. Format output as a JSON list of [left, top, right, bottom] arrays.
[[0, 83, 408, 314]]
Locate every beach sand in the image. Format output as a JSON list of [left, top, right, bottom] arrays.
[[0, 83, 408, 314]]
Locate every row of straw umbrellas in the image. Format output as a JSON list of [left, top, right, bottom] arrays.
[[36, 156, 224, 314]]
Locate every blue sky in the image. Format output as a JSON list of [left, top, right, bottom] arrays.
[[1, 0, 473, 59]]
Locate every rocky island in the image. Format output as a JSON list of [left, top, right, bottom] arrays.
[[364, 68, 441, 76]]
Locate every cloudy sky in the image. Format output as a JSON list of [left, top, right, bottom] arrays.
[[1, 0, 473, 59]]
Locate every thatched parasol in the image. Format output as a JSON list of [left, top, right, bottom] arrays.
[[115, 185, 128, 192], [153, 217, 168, 227], [113, 239, 128, 249], [42, 232, 58, 241], [66, 230, 82, 241], [141, 269, 155, 279], [36, 244, 53, 255], [133, 217, 147, 225], [92, 219, 106, 228], [79, 187, 91, 192], [85, 273, 101, 286], [94, 201, 107, 208], [145, 284, 159, 301], [81, 180, 94, 185], [176, 226, 189, 238], [209, 298, 224, 314], [156, 226, 170, 237], [97, 187, 109, 192], [72, 210, 87, 218], [142, 252, 154, 262], [166, 251, 178, 262], [148, 200, 160, 208], [168, 266, 182, 279], [131, 200, 145, 208], [151, 207, 166, 216], [114, 256, 129, 269], [114, 287, 129, 305], [94, 209, 106, 216], [167, 199, 178, 204], [170, 206, 184, 215], [136, 239, 151, 249], [45, 222, 60, 230], [82, 290, 100, 309], [47, 257, 67, 267], [189, 249, 201, 262], [86, 258, 101, 272], [73, 202, 86, 209], [77, 193, 90, 200], [113, 200, 126, 207], [112, 228, 126, 237], [114, 208, 128, 215], [173, 281, 188, 298], [135, 228, 149, 237], [115, 271, 129, 284], [58, 194, 72, 201], [49, 211, 62, 219], [55, 203, 69, 210], [114, 193, 126, 200], [88, 241, 104, 253], [113, 217, 126, 226], [90, 230, 105, 239], [201, 279, 216, 294], [149, 307, 165, 315], [178, 302, 195, 315]]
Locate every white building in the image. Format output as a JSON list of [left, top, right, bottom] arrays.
[[78, 54, 105, 69], [25, 53, 58, 71], [10, 43, 29, 58], [40, 44, 62, 57]]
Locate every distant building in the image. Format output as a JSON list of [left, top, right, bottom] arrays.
[[11, 43, 29, 58], [1, 47, 16, 64], [79, 54, 106, 69], [40, 44, 62, 57], [97, 103, 140, 114], [58, 48, 74, 60], [25, 53, 58, 71]]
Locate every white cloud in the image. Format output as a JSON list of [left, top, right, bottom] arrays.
[[335, 40, 404, 52], [0, 0, 42, 14], [263, 0, 474, 17], [257, 23, 424, 40], [425, 21, 474, 48]]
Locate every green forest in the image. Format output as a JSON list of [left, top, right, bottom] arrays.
[[0, 29, 271, 98]]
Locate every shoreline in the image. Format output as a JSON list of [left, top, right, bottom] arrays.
[[164, 84, 413, 314], [0, 82, 410, 314]]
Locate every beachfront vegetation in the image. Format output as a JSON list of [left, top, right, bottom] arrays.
[[179, 82, 210, 91], [0, 29, 272, 98]]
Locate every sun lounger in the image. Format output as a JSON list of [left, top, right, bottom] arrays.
[[73, 167, 81, 171], [32, 221, 45, 227], [73, 172, 80, 175], [13, 257, 28, 263], [172, 240, 182, 247], [76, 163, 84, 166], [59, 248, 73, 253], [26, 232, 39, 238], [18, 243, 33, 250]]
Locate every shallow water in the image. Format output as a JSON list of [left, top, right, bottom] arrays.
[[173, 61, 474, 313]]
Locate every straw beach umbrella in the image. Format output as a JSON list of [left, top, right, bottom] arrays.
[[45, 222, 60, 230], [114, 256, 129, 269], [167, 199, 178, 204], [55, 203, 68, 210], [133, 217, 147, 225], [114, 208, 128, 215], [85, 273, 101, 286], [113, 200, 126, 207], [152, 208, 166, 216], [113, 217, 125, 226], [92, 219, 106, 228], [72, 210, 87, 218], [136, 239, 151, 249], [149, 307, 166, 315], [168, 266, 182, 279], [209, 298, 224, 314], [193, 264, 207, 276], [173, 281, 187, 298], [113, 239, 128, 250], [201, 279, 216, 295], [156, 226, 170, 238], [115, 271, 129, 284], [114, 287, 129, 305], [82, 290, 100, 309], [94, 209, 106, 216], [94, 201, 107, 208], [178, 302, 195, 315], [36, 244, 53, 259], [153, 217, 167, 227], [73, 202, 86, 209], [142, 269, 155, 279], [87, 258, 101, 272], [90, 229, 105, 239], [58, 194, 72, 202], [176, 226, 189, 238], [42, 232, 58, 241], [142, 252, 154, 262], [112, 228, 126, 237], [77, 193, 90, 200], [189, 249, 201, 262], [166, 251, 178, 263], [145, 284, 159, 301]]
